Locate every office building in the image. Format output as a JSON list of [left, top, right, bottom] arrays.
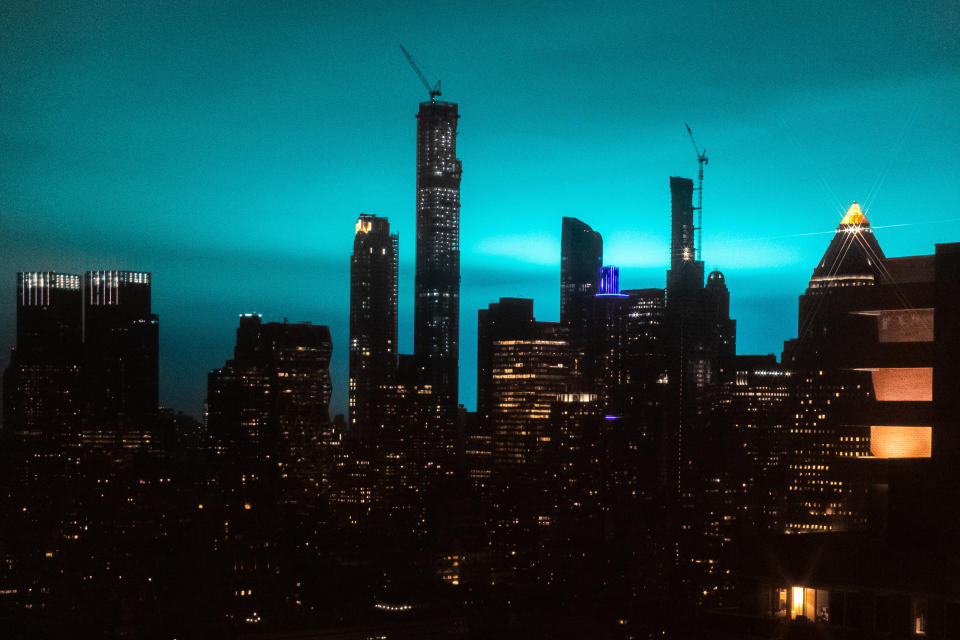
[[477, 297, 535, 423], [491, 321, 571, 473]]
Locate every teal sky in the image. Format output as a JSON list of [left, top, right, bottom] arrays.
[[2, 1, 958, 417]]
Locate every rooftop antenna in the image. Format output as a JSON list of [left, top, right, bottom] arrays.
[[685, 123, 708, 261], [400, 45, 441, 102]]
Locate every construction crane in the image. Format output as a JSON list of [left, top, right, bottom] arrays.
[[400, 45, 441, 102], [684, 123, 708, 261]]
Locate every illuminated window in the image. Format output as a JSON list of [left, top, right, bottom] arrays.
[[913, 598, 927, 635], [870, 426, 932, 459], [790, 586, 829, 621]]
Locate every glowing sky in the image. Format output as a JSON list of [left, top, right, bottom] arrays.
[[1, 1, 958, 417]]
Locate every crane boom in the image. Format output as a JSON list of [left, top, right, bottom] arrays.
[[400, 45, 441, 102]]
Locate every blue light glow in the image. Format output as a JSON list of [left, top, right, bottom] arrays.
[[597, 266, 628, 297]]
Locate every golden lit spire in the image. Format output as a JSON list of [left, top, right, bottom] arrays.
[[840, 201, 867, 226]]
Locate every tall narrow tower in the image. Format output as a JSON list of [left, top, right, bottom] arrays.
[[413, 100, 462, 410], [349, 214, 399, 438], [666, 176, 704, 297]]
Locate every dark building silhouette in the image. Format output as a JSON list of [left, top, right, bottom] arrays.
[[349, 214, 398, 439], [3, 272, 82, 438], [413, 100, 462, 413], [82, 270, 158, 428], [560, 216, 603, 353], [705, 270, 736, 357], [666, 177, 703, 296]]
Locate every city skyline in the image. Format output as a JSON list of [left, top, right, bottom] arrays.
[[2, 2, 958, 418]]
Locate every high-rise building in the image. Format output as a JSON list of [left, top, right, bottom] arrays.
[[3, 272, 82, 437], [585, 266, 629, 409], [349, 214, 398, 439], [622, 288, 668, 395], [560, 217, 603, 352], [491, 321, 571, 473], [205, 315, 332, 622], [477, 298, 535, 424], [413, 100, 462, 411], [82, 270, 158, 426], [207, 315, 332, 472]]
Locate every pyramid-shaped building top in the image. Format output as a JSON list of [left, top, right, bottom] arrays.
[[839, 201, 868, 226], [808, 202, 885, 291]]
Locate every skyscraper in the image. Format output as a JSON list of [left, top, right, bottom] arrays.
[[349, 214, 398, 439], [413, 100, 462, 411], [3, 272, 82, 437], [560, 217, 603, 351], [82, 270, 158, 426]]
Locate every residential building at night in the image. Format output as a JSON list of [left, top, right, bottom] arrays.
[[413, 99, 462, 414], [349, 213, 398, 440]]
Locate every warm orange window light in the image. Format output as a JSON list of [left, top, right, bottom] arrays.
[[871, 368, 932, 402], [791, 587, 805, 618], [870, 426, 932, 458]]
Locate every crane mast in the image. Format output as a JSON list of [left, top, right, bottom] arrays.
[[684, 123, 708, 261], [400, 45, 441, 102]]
